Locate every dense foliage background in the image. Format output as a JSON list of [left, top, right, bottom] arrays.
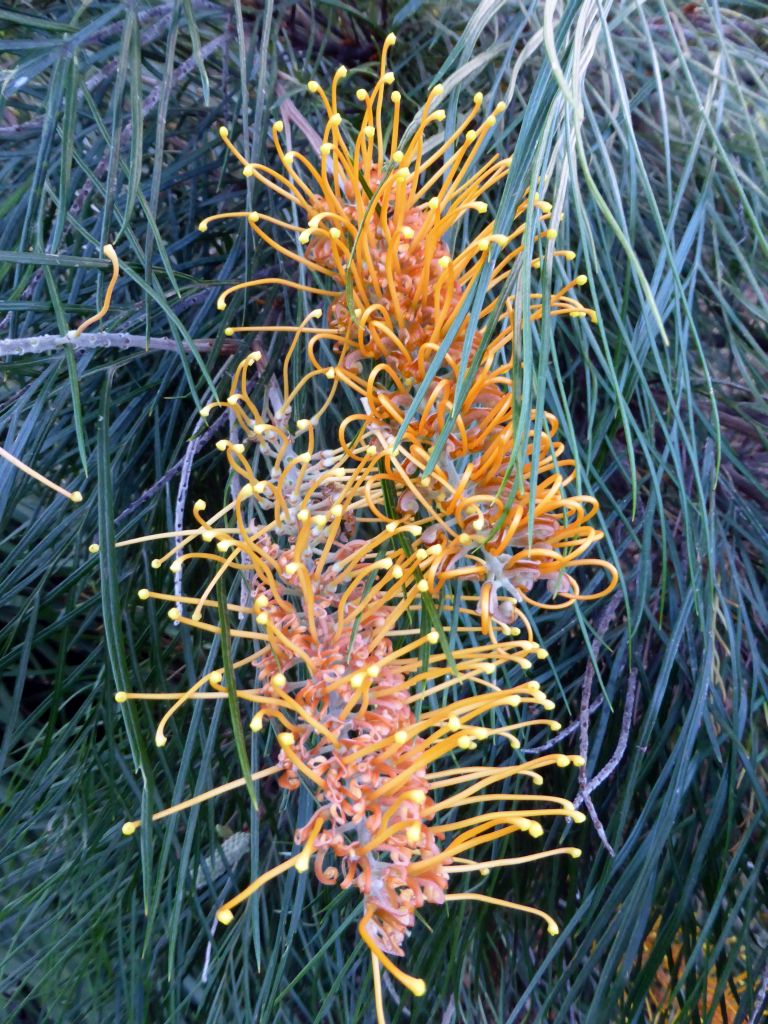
[[1, 1, 766, 1022]]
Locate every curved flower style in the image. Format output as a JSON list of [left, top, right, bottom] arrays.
[[120, 348, 585, 1010]]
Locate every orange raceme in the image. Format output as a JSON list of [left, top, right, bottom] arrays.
[[120, 37, 617, 1024]]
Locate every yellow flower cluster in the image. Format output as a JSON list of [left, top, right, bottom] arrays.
[[120, 36, 616, 1022]]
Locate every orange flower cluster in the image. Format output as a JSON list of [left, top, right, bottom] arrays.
[[120, 351, 586, 1003], [120, 36, 616, 1021], [642, 921, 768, 1023], [209, 34, 615, 613]]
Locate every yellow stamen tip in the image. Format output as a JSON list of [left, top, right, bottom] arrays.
[[412, 980, 426, 998], [572, 755, 586, 767], [272, 672, 287, 689], [394, 730, 408, 744], [295, 855, 310, 873], [155, 733, 167, 747], [278, 731, 295, 746], [70, 490, 83, 503], [426, 630, 439, 644], [167, 608, 181, 622], [385, 32, 396, 45], [138, 588, 150, 600], [216, 908, 234, 926], [114, 691, 127, 703], [250, 714, 263, 732], [121, 821, 137, 836], [307, 81, 319, 93], [356, 88, 368, 101], [88, 543, 100, 554], [574, 274, 588, 286], [151, 559, 162, 569], [545, 228, 558, 239], [273, 120, 284, 132], [547, 924, 560, 936], [218, 126, 229, 139]]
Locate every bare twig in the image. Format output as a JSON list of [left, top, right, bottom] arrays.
[[520, 696, 604, 755], [1, 332, 218, 357], [574, 591, 624, 856], [114, 413, 228, 526], [173, 433, 205, 613], [439, 995, 456, 1024], [579, 670, 638, 796], [747, 957, 768, 1024]]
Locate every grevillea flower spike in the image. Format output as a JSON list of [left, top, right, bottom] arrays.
[[120, 351, 586, 1015], [119, 39, 617, 1024], [205, 35, 615, 614]]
